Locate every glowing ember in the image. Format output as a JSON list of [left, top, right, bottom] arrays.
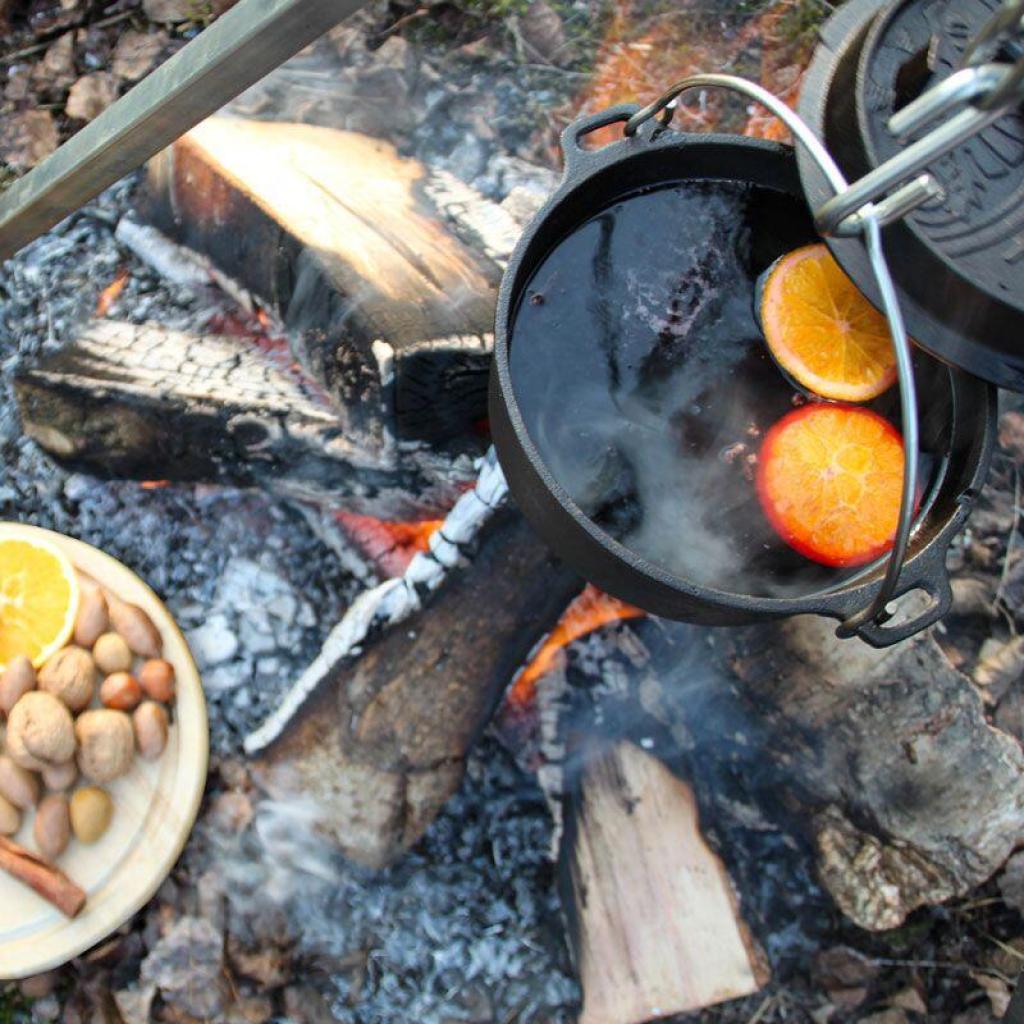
[[139, 480, 171, 490], [94, 269, 129, 317], [335, 511, 445, 578], [510, 585, 644, 706]]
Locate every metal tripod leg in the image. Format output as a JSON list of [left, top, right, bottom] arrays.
[[0, 0, 370, 262]]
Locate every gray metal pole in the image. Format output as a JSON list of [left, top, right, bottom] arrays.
[[0, 0, 367, 261]]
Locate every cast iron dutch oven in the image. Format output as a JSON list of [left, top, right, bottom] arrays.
[[489, 105, 997, 647]]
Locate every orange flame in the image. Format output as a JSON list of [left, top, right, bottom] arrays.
[[95, 269, 130, 317], [335, 511, 444, 578], [139, 480, 170, 490], [255, 307, 272, 329], [510, 585, 645, 707]]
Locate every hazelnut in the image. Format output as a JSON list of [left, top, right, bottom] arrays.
[[108, 598, 161, 658], [133, 702, 169, 760], [34, 794, 71, 859], [7, 692, 76, 770], [138, 659, 175, 703], [100, 672, 142, 711], [0, 794, 20, 835], [42, 761, 77, 791], [74, 588, 109, 648], [92, 633, 132, 675], [75, 709, 134, 782], [69, 786, 113, 844], [38, 646, 96, 712], [0, 754, 40, 809], [0, 656, 36, 716]]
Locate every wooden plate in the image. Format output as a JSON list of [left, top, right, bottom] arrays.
[[0, 524, 208, 980]]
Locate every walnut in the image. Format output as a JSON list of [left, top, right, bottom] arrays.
[[38, 646, 97, 712], [6, 692, 76, 770], [75, 709, 134, 783]]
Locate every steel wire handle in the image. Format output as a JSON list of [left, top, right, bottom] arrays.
[[624, 74, 920, 638]]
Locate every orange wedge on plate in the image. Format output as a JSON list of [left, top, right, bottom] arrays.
[[0, 525, 79, 669], [756, 404, 906, 568], [759, 243, 897, 402]]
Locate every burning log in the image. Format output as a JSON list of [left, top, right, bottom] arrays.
[[14, 319, 474, 517], [247, 459, 581, 868], [137, 117, 521, 448], [726, 613, 1024, 931], [561, 742, 768, 1024], [532, 607, 1024, 935]]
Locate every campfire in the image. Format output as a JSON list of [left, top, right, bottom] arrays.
[[3, 0, 1024, 1021]]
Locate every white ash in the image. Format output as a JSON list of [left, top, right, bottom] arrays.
[[194, 738, 578, 1023], [0, 182, 359, 756], [245, 450, 508, 753]]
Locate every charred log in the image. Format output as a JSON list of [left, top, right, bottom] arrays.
[[137, 117, 521, 447], [726, 614, 1024, 931], [13, 320, 476, 517], [598, 612, 1024, 933], [251, 506, 581, 869]]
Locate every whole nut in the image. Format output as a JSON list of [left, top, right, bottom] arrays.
[[38, 646, 97, 712], [133, 702, 169, 760], [42, 761, 77, 791], [34, 794, 71, 859], [7, 692, 76, 770], [0, 656, 36, 716], [74, 588, 109, 648], [138, 659, 175, 703], [69, 786, 113, 844], [100, 672, 142, 711], [92, 633, 132, 675], [75, 709, 134, 782], [0, 794, 20, 835], [0, 755, 39, 809], [108, 598, 162, 658]]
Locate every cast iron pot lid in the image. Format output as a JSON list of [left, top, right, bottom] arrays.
[[798, 0, 1024, 391]]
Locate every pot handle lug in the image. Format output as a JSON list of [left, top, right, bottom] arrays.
[[842, 547, 953, 648], [560, 104, 647, 173]]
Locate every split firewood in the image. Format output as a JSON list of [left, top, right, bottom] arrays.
[[0, 835, 87, 918], [14, 319, 475, 518], [522, 607, 1024, 936], [137, 117, 522, 447], [561, 742, 768, 1024], [249, 492, 580, 868]]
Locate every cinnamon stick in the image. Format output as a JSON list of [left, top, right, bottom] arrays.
[[0, 835, 86, 917]]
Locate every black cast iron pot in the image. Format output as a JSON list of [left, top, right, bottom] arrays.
[[489, 105, 997, 647]]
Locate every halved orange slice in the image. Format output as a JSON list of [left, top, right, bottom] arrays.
[[759, 243, 897, 402], [0, 525, 79, 669], [756, 404, 905, 568]]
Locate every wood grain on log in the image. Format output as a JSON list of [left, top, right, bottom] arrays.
[[137, 117, 521, 446], [14, 319, 476, 518], [561, 741, 768, 1024], [727, 615, 1024, 931], [254, 508, 580, 868]]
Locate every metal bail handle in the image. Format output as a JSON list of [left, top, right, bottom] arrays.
[[624, 74, 921, 641]]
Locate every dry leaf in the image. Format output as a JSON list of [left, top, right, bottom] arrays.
[[970, 970, 1011, 1018], [0, 110, 59, 171], [512, 0, 568, 64], [112, 30, 168, 81], [66, 72, 119, 122], [889, 986, 928, 1015]]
